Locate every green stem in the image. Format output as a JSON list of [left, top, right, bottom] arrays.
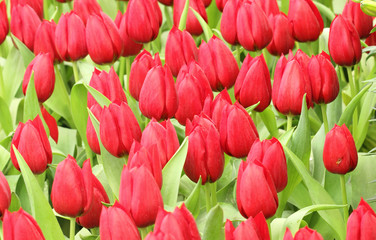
[[70, 218, 76, 240], [235, 45, 241, 67], [68, 1, 73, 10], [125, 57, 131, 94], [164, 6, 173, 29], [346, 67, 358, 136], [286, 115, 293, 131], [119, 57, 126, 88], [205, 183, 211, 212], [306, 41, 314, 56], [340, 175, 349, 223], [139, 227, 149, 239], [84, 142, 94, 166], [43, 0, 48, 19], [210, 182, 217, 207], [321, 104, 329, 134], [72, 61, 80, 83]]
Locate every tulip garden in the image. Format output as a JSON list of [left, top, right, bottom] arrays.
[[1, 0, 376, 239]]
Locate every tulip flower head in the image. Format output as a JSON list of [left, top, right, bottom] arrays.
[[225, 212, 270, 240], [34, 20, 61, 62], [346, 198, 376, 239], [342, 0, 373, 39], [0, 171, 11, 218], [284, 227, 324, 240], [3, 209, 45, 240], [0, 1, 8, 45], [173, 0, 208, 35]]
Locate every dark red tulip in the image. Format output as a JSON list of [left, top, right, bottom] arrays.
[[198, 36, 239, 91], [175, 61, 213, 125], [165, 27, 198, 77], [347, 198, 376, 239], [56, 0, 71, 2], [0, 171, 11, 218], [225, 212, 270, 240], [55, 12, 88, 61], [323, 124, 358, 174], [51, 157, 93, 218], [215, 0, 228, 12], [11, 0, 43, 19], [0, 1, 8, 45], [86, 103, 102, 154], [158, 0, 172, 6], [220, 102, 259, 158], [343, 0, 373, 39], [173, 0, 208, 35], [308, 52, 339, 104], [119, 165, 163, 227], [73, 0, 101, 25], [125, 0, 162, 43], [34, 20, 60, 62], [184, 114, 224, 184], [3, 209, 45, 240], [100, 102, 142, 157], [87, 67, 127, 109], [329, 15, 362, 66], [255, 0, 279, 16], [129, 50, 162, 101], [366, 29, 376, 46], [10, 4, 41, 51], [40, 106, 59, 143], [266, 12, 295, 56], [288, 0, 324, 42], [284, 227, 324, 240], [99, 202, 141, 240], [141, 119, 180, 168], [139, 65, 178, 121], [203, 88, 232, 129], [234, 54, 271, 112], [86, 12, 123, 64], [10, 115, 52, 174], [114, 11, 143, 57], [247, 138, 287, 192], [23, 53, 55, 103], [202, 0, 212, 7], [237, 159, 278, 219]]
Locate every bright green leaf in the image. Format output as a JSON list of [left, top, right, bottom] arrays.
[[84, 83, 111, 108], [202, 204, 224, 240], [185, 177, 202, 218], [259, 106, 279, 137], [178, 0, 190, 31], [191, 8, 213, 42], [11, 34, 35, 67], [0, 96, 12, 134]]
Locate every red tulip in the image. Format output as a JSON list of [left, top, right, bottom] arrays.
[[347, 198, 376, 239], [3, 209, 45, 240], [165, 27, 198, 77], [266, 12, 295, 56], [40, 106, 59, 143], [237, 159, 278, 219], [255, 0, 279, 16], [34, 20, 60, 62], [10, 115, 52, 174], [198, 36, 239, 91], [288, 0, 324, 42], [366, 29, 376, 46], [86, 103, 102, 154], [55, 12, 88, 61], [343, 0, 373, 39], [0, 171, 11, 218], [225, 212, 270, 240], [129, 50, 162, 101], [215, 0, 228, 12], [100, 102, 142, 157], [11, 0, 43, 19], [175, 61, 213, 125], [328, 15, 362, 66], [119, 165, 163, 227], [173, 0, 208, 35], [158, 0, 172, 6], [0, 1, 8, 45], [284, 227, 324, 240], [73, 0, 101, 25], [203, 88, 232, 129], [23, 53, 55, 103], [234, 54, 271, 111], [139, 65, 178, 121], [323, 124, 358, 174], [51, 157, 93, 218]]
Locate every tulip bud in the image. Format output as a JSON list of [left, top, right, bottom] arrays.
[[99, 202, 141, 240], [215, 0, 228, 12], [328, 15, 362, 66], [73, 0, 102, 25], [114, 11, 143, 57], [266, 13, 295, 56], [0, 1, 9, 45], [284, 227, 324, 240], [237, 159, 278, 219], [129, 50, 162, 100], [125, 0, 162, 43], [87, 67, 127, 109], [343, 0, 373, 39], [55, 12, 88, 61], [220, 102, 259, 158], [165, 27, 198, 77], [173, 0, 208, 35], [365, 29, 376, 46], [100, 102, 142, 157], [288, 0, 324, 42], [308, 52, 339, 104], [10, 4, 41, 51], [361, 0, 376, 17], [86, 104, 102, 154], [323, 124, 358, 174], [51, 157, 93, 217], [175, 61, 213, 125], [225, 212, 270, 240], [346, 198, 376, 239], [11, 0, 43, 19], [76, 174, 110, 229], [255, 0, 279, 16], [10, 115, 52, 174], [40, 106, 59, 143], [158, 0, 172, 6], [198, 36, 239, 91], [234, 54, 271, 112], [141, 119, 180, 168], [203, 88, 232, 129], [0, 172, 11, 218], [119, 165, 164, 227], [23, 53, 55, 103], [86, 12, 123, 64], [139, 65, 178, 121], [247, 138, 287, 192], [34, 20, 60, 62], [184, 114, 224, 184], [3, 209, 45, 240]]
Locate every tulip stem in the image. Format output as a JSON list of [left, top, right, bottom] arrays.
[[210, 182, 217, 207], [139, 227, 149, 239], [321, 104, 329, 134], [119, 57, 126, 88], [286, 115, 293, 131], [69, 218, 75, 240], [43, 0, 48, 19], [235, 45, 241, 67], [306, 41, 314, 56], [346, 67, 358, 137], [72, 61, 80, 83], [125, 57, 131, 94], [205, 183, 212, 212], [340, 175, 349, 223]]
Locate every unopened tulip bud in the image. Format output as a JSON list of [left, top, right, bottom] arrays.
[[0, 172, 11, 218], [34, 20, 60, 62], [225, 212, 270, 240], [267, 13, 295, 56], [86, 104, 102, 154], [73, 0, 101, 25], [284, 227, 324, 240], [173, 0, 208, 35], [346, 198, 376, 239], [343, 0, 373, 38], [3, 209, 45, 240], [11, 0, 43, 19], [0, 1, 8, 45], [361, 0, 376, 17], [40, 106, 59, 143]]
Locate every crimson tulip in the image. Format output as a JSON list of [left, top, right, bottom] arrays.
[[3, 209, 45, 240], [215, 0, 228, 11], [323, 124, 358, 174], [34, 20, 61, 62], [158, 0, 172, 6], [0, 1, 8, 45], [0, 171, 11, 218], [73, 0, 101, 25], [255, 0, 279, 16], [175, 61, 213, 125], [100, 101, 142, 157], [203, 88, 232, 129], [366, 29, 376, 46], [234, 54, 271, 112], [86, 103, 102, 154], [266, 12, 295, 56], [328, 14, 362, 66], [10, 115, 52, 174], [343, 0, 373, 39], [173, 0, 208, 35], [165, 27, 198, 77], [347, 198, 376, 239], [11, 0, 43, 19], [51, 157, 93, 217], [225, 212, 270, 240], [284, 227, 324, 240], [40, 106, 59, 143]]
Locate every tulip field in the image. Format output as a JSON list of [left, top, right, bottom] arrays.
[[1, 0, 376, 239]]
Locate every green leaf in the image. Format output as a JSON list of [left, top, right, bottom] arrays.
[[11, 34, 35, 67], [97, 0, 117, 19], [8, 192, 21, 212], [84, 83, 111, 108], [161, 137, 189, 208], [219, 202, 245, 222], [12, 146, 65, 240], [311, 127, 326, 184], [245, 102, 260, 115], [0, 96, 13, 134], [202, 204, 224, 240], [259, 106, 279, 137], [178, 0, 190, 31], [191, 8, 213, 42], [184, 177, 202, 218]]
